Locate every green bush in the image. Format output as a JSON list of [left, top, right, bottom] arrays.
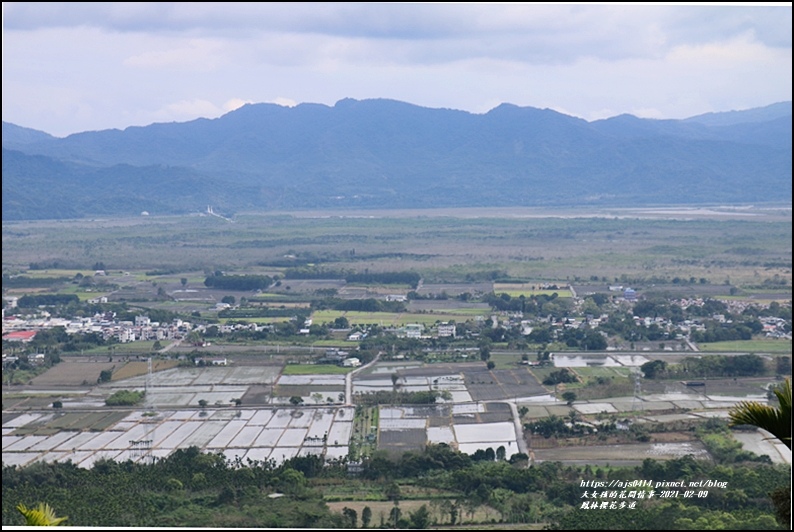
[[105, 390, 145, 406]]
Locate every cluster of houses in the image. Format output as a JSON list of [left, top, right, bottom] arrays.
[[2, 292, 790, 358], [2, 310, 194, 345], [317, 348, 361, 367], [673, 298, 791, 339]]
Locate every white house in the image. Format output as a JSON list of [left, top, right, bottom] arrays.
[[437, 322, 456, 338], [399, 324, 423, 338]]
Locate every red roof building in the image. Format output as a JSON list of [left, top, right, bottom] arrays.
[[2, 330, 37, 342]]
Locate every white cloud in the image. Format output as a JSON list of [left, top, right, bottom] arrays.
[[123, 38, 226, 71], [667, 30, 786, 65], [223, 98, 253, 112], [2, 3, 790, 135], [152, 99, 224, 123], [268, 98, 297, 108], [629, 108, 666, 120]]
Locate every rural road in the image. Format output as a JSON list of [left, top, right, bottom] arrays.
[[158, 339, 182, 353], [505, 400, 530, 458], [345, 352, 381, 405]]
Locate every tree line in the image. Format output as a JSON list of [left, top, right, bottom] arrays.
[[2, 444, 788, 528], [283, 267, 421, 288], [203, 273, 274, 291]]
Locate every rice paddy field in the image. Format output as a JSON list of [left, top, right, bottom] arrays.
[[2, 406, 356, 469], [3, 355, 790, 470]]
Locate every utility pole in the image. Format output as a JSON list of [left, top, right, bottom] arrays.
[[632, 369, 643, 414]]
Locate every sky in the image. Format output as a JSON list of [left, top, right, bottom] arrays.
[[2, 2, 792, 137]]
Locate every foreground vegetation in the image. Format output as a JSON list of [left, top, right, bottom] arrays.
[[2, 444, 788, 528]]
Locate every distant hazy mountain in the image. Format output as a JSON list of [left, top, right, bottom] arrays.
[[3, 99, 791, 220], [2, 121, 57, 151], [683, 101, 792, 126]]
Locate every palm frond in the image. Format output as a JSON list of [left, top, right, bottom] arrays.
[[729, 378, 791, 449], [16, 502, 68, 526]]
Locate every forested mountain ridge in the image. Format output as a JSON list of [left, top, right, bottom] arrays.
[[3, 99, 791, 220]]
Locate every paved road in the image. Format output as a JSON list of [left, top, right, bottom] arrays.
[[345, 352, 381, 405], [158, 339, 182, 353], [505, 400, 530, 457]]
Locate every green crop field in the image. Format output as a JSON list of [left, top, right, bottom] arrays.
[[217, 317, 293, 324], [15, 269, 91, 278], [78, 340, 161, 355], [488, 353, 524, 369], [493, 283, 573, 298], [696, 339, 792, 353], [571, 366, 634, 379], [311, 310, 483, 327], [310, 339, 360, 347], [499, 289, 573, 298], [57, 285, 112, 301], [311, 310, 403, 326], [282, 364, 354, 375]]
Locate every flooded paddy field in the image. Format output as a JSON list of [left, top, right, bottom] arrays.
[[731, 429, 792, 465], [4, 358, 788, 469], [2, 406, 354, 469], [553, 354, 649, 367], [463, 366, 548, 401], [377, 403, 520, 456], [533, 441, 710, 466]]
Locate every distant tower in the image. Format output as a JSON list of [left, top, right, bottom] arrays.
[[632, 369, 643, 413], [129, 438, 151, 462], [146, 357, 152, 406], [139, 357, 158, 464]]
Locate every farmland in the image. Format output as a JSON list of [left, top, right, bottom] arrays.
[[2, 205, 791, 529], [312, 310, 485, 327], [4, 352, 790, 471]]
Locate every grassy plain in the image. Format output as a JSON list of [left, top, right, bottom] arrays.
[[3, 207, 791, 291]]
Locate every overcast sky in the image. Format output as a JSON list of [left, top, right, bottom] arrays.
[[2, 2, 791, 137]]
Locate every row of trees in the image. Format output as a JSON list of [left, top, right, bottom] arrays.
[[4, 432, 789, 528], [283, 268, 421, 288], [17, 294, 80, 307], [641, 354, 768, 379]]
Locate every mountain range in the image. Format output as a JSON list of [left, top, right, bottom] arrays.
[[2, 99, 791, 220]]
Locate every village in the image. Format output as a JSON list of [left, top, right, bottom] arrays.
[[3, 270, 791, 475]]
